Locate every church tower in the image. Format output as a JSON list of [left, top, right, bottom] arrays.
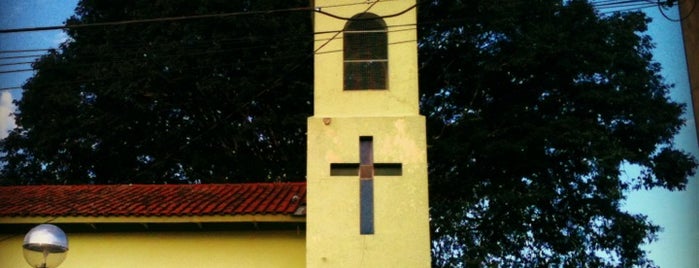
[[306, 0, 431, 267]]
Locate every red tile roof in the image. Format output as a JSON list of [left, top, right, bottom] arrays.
[[0, 183, 306, 218]]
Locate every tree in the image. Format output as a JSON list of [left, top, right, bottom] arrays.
[[1, 0, 695, 267], [419, 0, 696, 266], [1, 0, 313, 184]]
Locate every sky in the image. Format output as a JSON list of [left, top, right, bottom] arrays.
[[622, 5, 699, 267], [0, 1, 697, 267]]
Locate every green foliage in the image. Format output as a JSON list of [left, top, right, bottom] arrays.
[[1, 0, 313, 184], [0, 0, 695, 267], [419, 0, 695, 266]]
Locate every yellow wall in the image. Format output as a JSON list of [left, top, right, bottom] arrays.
[[0, 230, 305, 268], [307, 0, 431, 267]]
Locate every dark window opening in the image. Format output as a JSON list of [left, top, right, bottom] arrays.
[[344, 13, 388, 90]]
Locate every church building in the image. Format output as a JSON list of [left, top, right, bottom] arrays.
[[0, 0, 430, 267]]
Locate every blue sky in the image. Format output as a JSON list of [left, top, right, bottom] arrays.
[[623, 5, 699, 267], [0, 1, 696, 266]]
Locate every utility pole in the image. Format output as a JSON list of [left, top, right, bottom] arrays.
[[679, 0, 699, 144]]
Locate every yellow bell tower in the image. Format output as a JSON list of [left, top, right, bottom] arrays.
[[306, 0, 430, 267]]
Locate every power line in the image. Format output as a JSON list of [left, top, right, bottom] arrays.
[[0, 0, 398, 34], [0, 38, 419, 90], [0, 21, 416, 56], [0, 69, 33, 74], [0, 0, 660, 53], [315, 3, 417, 21], [0, 48, 51, 54], [0, 7, 313, 34], [657, 0, 698, 21], [0, 0, 412, 81], [0, 25, 417, 82], [0, 61, 33, 67], [0, 0, 676, 90], [134, 1, 393, 177], [591, 0, 657, 11], [0, 54, 46, 60], [0, 0, 671, 35]]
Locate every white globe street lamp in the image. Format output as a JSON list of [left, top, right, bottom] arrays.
[[23, 224, 69, 268]]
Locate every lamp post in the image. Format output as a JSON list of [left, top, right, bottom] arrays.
[[22, 224, 69, 268]]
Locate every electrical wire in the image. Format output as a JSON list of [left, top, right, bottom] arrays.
[[0, 86, 21, 91], [0, 0, 656, 52], [0, 0, 684, 183], [0, 48, 51, 54], [0, 1, 418, 80], [0, 0, 401, 34], [0, 69, 33, 74], [0, 61, 33, 67], [0, 7, 313, 34], [0, 54, 46, 60], [0, 21, 417, 56], [0, 0, 668, 35], [128, 0, 392, 178], [315, 3, 417, 21], [0, 26, 416, 81], [0, 0, 416, 81], [594, 0, 658, 13], [0, 0, 681, 90], [657, 0, 697, 21]]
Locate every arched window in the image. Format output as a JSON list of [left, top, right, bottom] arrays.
[[344, 13, 388, 90]]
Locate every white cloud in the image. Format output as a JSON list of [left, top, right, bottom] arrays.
[[0, 92, 17, 138]]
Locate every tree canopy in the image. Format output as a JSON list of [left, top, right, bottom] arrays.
[[420, 0, 696, 266], [1, 0, 313, 184], [1, 0, 695, 267]]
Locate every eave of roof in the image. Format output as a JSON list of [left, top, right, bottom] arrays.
[[0, 183, 306, 224]]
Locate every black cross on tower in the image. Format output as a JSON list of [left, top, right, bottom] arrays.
[[330, 136, 402, 234]]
